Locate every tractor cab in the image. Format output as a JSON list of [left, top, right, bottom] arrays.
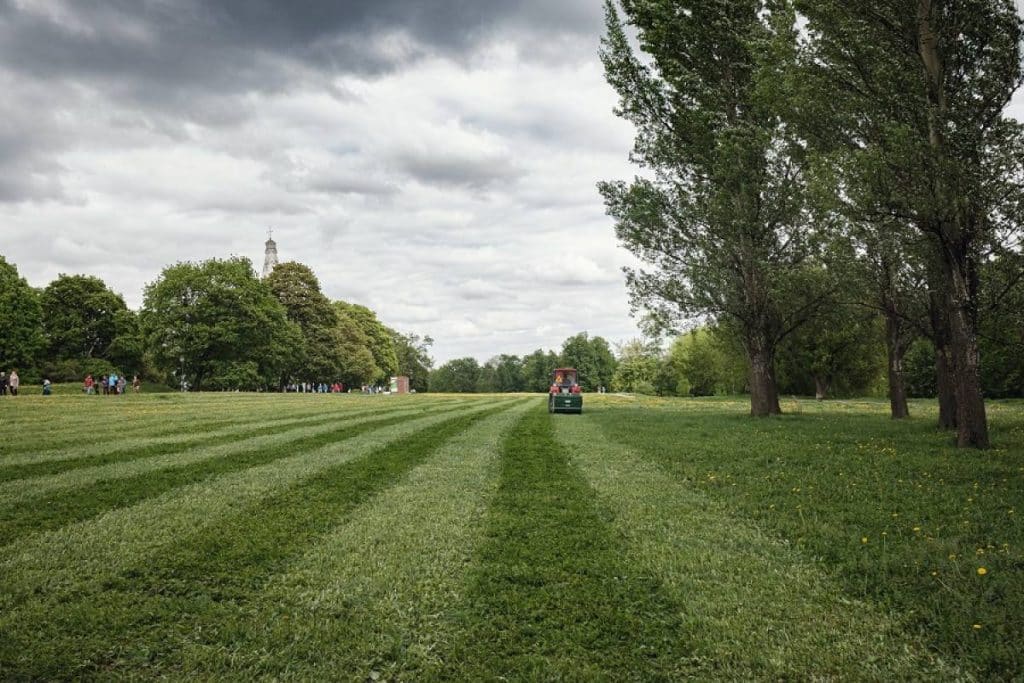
[[548, 368, 583, 414]]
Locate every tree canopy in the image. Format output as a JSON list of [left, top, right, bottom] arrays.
[[141, 257, 299, 391], [600, 0, 831, 416], [0, 256, 43, 372]]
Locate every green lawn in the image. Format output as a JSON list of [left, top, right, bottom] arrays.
[[0, 393, 1021, 680]]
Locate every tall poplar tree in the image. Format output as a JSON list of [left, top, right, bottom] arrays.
[[794, 0, 1024, 447], [599, 0, 827, 416]]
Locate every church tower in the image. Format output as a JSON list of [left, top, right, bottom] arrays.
[[262, 229, 279, 278]]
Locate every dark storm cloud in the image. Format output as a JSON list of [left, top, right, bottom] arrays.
[[0, 0, 604, 203], [0, 0, 602, 88]]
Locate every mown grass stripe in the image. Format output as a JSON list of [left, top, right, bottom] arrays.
[[0, 401, 501, 614], [0, 401, 519, 679], [0, 396, 442, 457], [1, 415, 243, 459], [0, 400, 435, 467], [554, 410, 960, 680], [174, 399, 534, 679], [0, 403, 464, 547], [0, 400, 443, 478], [436, 405, 692, 680], [0, 402, 460, 508]]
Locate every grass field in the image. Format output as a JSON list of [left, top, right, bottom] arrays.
[[1, 392, 1022, 680]]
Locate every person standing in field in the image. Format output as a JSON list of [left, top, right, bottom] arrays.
[[84, 374, 94, 395], [9, 370, 19, 397], [108, 373, 118, 396], [0, 371, 7, 396], [100, 374, 108, 396], [42, 379, 52, 396], [117, 375, 126, 395], [132, 375, 140, 393]]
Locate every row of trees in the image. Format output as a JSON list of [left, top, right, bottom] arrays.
[[601, 0, 1024, 446], [431, 333, 617, 393], [0, 254, 432, 392], [5, 249, 1018, 400]]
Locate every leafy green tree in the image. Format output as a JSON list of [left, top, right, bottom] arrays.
[[430, 357, 481, 393], [39, 274, 143, 373], [794, 0, 1023, 446], [105, 309, 146, 376], [266, 262, 345, 383], [491, 354, 525, 393], [600, 0, 830, 416], [336, 302, 398, 382], [612, 339, 659, 394], [978, 251, 1024, 398], [476, 362, 499, 393], [141, 257, 298, 391], [389, 330, 434, 393], [521, 349, 560, 392], [776, 307, 883, 400], [659, 327, 747, 397], [560, 332, 616, 392], [333, 308, 379, 388], [904, 339, 939, 399], [0, 255, 43, 372]]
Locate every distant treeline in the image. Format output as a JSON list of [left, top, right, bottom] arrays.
[[0, 255, 431, 392], [432, 321, 1024, 400], [3, 251, 1020, 398]]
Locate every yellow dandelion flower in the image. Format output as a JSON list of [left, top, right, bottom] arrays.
[[949, 554, 957, 560], [977, 567, 988, 576], [973, 624, 982, 630], [913, 526, 921, 532], [861, 537, 868, 544]]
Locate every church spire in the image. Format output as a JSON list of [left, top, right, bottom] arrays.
[[262, 228, 279, 278]]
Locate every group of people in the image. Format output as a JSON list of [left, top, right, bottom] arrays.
[[284, 382, 345, 394], [0, 370, 20, 396], [2, 370, 54, 396], [83, 373, 140, 395]]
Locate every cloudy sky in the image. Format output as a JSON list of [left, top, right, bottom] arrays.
[[2, 1, 1022, 364]]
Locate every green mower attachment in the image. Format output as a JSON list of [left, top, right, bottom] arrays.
[[548, 367, 583, 414]]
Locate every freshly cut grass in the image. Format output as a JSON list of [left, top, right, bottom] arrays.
[[0, 401, 465, 504], [436, 406, 693, 680], [554, 412, 957, 680], [0, 400, 499, 615], [0, 404, 467, 546], [588, 394, 1024, 679], [0, 402, 395, 471], [131, 399, 533, 679], [0, 402, 520, 679], [2, 392, 1022, 679]]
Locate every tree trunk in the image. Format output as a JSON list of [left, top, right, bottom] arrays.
[[814, 375, 829, 401], [884, 312, 910, 419], [746, 337, 781, 417], [929, 289, 957, 429], [935, 342, 957, 430], [917, 4, 988, 447], [946, 269, 989, 448]]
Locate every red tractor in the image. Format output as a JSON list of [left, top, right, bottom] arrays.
[[548, 368, 583, 414]]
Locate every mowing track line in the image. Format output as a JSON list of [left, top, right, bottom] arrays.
[[0, 399, 521, 679], [0, 403, 505, 609], [0, 402, 468, 547], [553, 411, 960, 680], [176, 399, 534, 679], [436, 405, 693, 680]]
